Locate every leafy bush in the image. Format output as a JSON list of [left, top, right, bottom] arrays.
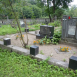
[[48, 20, 61, 27], [52, 28, 62, 44]]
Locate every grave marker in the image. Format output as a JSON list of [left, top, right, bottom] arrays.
[[69, 56, 77, 70], [36, 25, 54, 39], [62, 15, 77, 39]]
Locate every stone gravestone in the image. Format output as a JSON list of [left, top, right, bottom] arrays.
[[20, 21, 25, 27], [20, 20, 29, 32], [36, 25, 54, 39], [69, 56, 77, 70], [25, 23, 29, 32], [62, 15, 77, 40]]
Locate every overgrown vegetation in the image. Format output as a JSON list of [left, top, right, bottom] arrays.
[[0, 48, 77, 77]]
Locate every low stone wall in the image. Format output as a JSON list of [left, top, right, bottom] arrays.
[[0, 41, 68, 69], [0, 18, 50, 25]]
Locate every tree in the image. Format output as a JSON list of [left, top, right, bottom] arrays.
[[64, 5, 77, 17], [31, 5, 42, 18], [0, 0, 27, 47], [37, 0, 73, 22]]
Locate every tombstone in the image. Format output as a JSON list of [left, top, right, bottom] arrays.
[[36, 25, 54, 39], [11, 21, 16, 28], [20, 20, 29, 32], [20, 21, 25, 27], [69, 56, 77, 70], [62, 15, 77, 43], [3, 38, 11, 45], [45, 19, 48, 25], [25, 23, 29, 32], [30, 45, 39, 56]]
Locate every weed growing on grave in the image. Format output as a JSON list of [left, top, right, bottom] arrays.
[[73, 51, 76, 55], [26, 45, 31, 49], [0, 48, 77, 77], [63, 59, 66, 62], [60, 46, 71, 52], [40, 50, 44, 55]]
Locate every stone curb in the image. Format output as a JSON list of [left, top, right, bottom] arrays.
[[0, 41, 68, 69]]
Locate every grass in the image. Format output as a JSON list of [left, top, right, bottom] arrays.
[[0, 48, 77, 77], [0, 25, 24, 35], [0, 24, 40, 35]]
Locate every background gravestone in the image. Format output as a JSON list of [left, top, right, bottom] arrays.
[[20, 20, 29, 32], [25, 23, 29, 32], [20, 21, 25, 27]]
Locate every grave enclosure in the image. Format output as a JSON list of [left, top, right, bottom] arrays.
[[62, 15, 77, 43]]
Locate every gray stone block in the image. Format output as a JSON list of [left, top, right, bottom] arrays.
[[3, 38, 11, 45], [11, 45, 30, 55]]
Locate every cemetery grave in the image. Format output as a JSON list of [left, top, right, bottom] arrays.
[[2, 32, 76, 63], [0, 16, 77, 69]]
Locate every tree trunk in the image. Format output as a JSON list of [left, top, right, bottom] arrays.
[[8, 0, 26, 47], [53, 0, 55, 20], [49, 14, 52, 22]]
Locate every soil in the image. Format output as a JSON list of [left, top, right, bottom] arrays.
[[2, 33, 77, 63]]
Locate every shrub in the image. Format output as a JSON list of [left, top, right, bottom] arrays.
[[52, 31, 61, 45], [48, 20, 61, 27], [51, 26, 62, 45]]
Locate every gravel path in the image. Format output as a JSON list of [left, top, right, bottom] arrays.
[[8, 33, 77, 63]]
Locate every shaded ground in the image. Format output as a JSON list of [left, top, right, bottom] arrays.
[[4, 33, 76, 63]]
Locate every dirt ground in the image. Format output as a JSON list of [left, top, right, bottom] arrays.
[[4, 33, 77, 63]]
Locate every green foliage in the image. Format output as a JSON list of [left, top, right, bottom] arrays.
[[22, 6, 33, 18], [0, 24, 40, 35], [40, 50, 44, 55], [28, 24, 40, 31], [0, 48, 77, 77], [31, 5, 42, 18], [0, 25, 24, 35], [64, 5, 77, 17], [26, 45, 31, 49], [48, 20, 61, 27], [55, 8, 64, 18], [52, 27, 62, 44], [39, 36, 52, 45]]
